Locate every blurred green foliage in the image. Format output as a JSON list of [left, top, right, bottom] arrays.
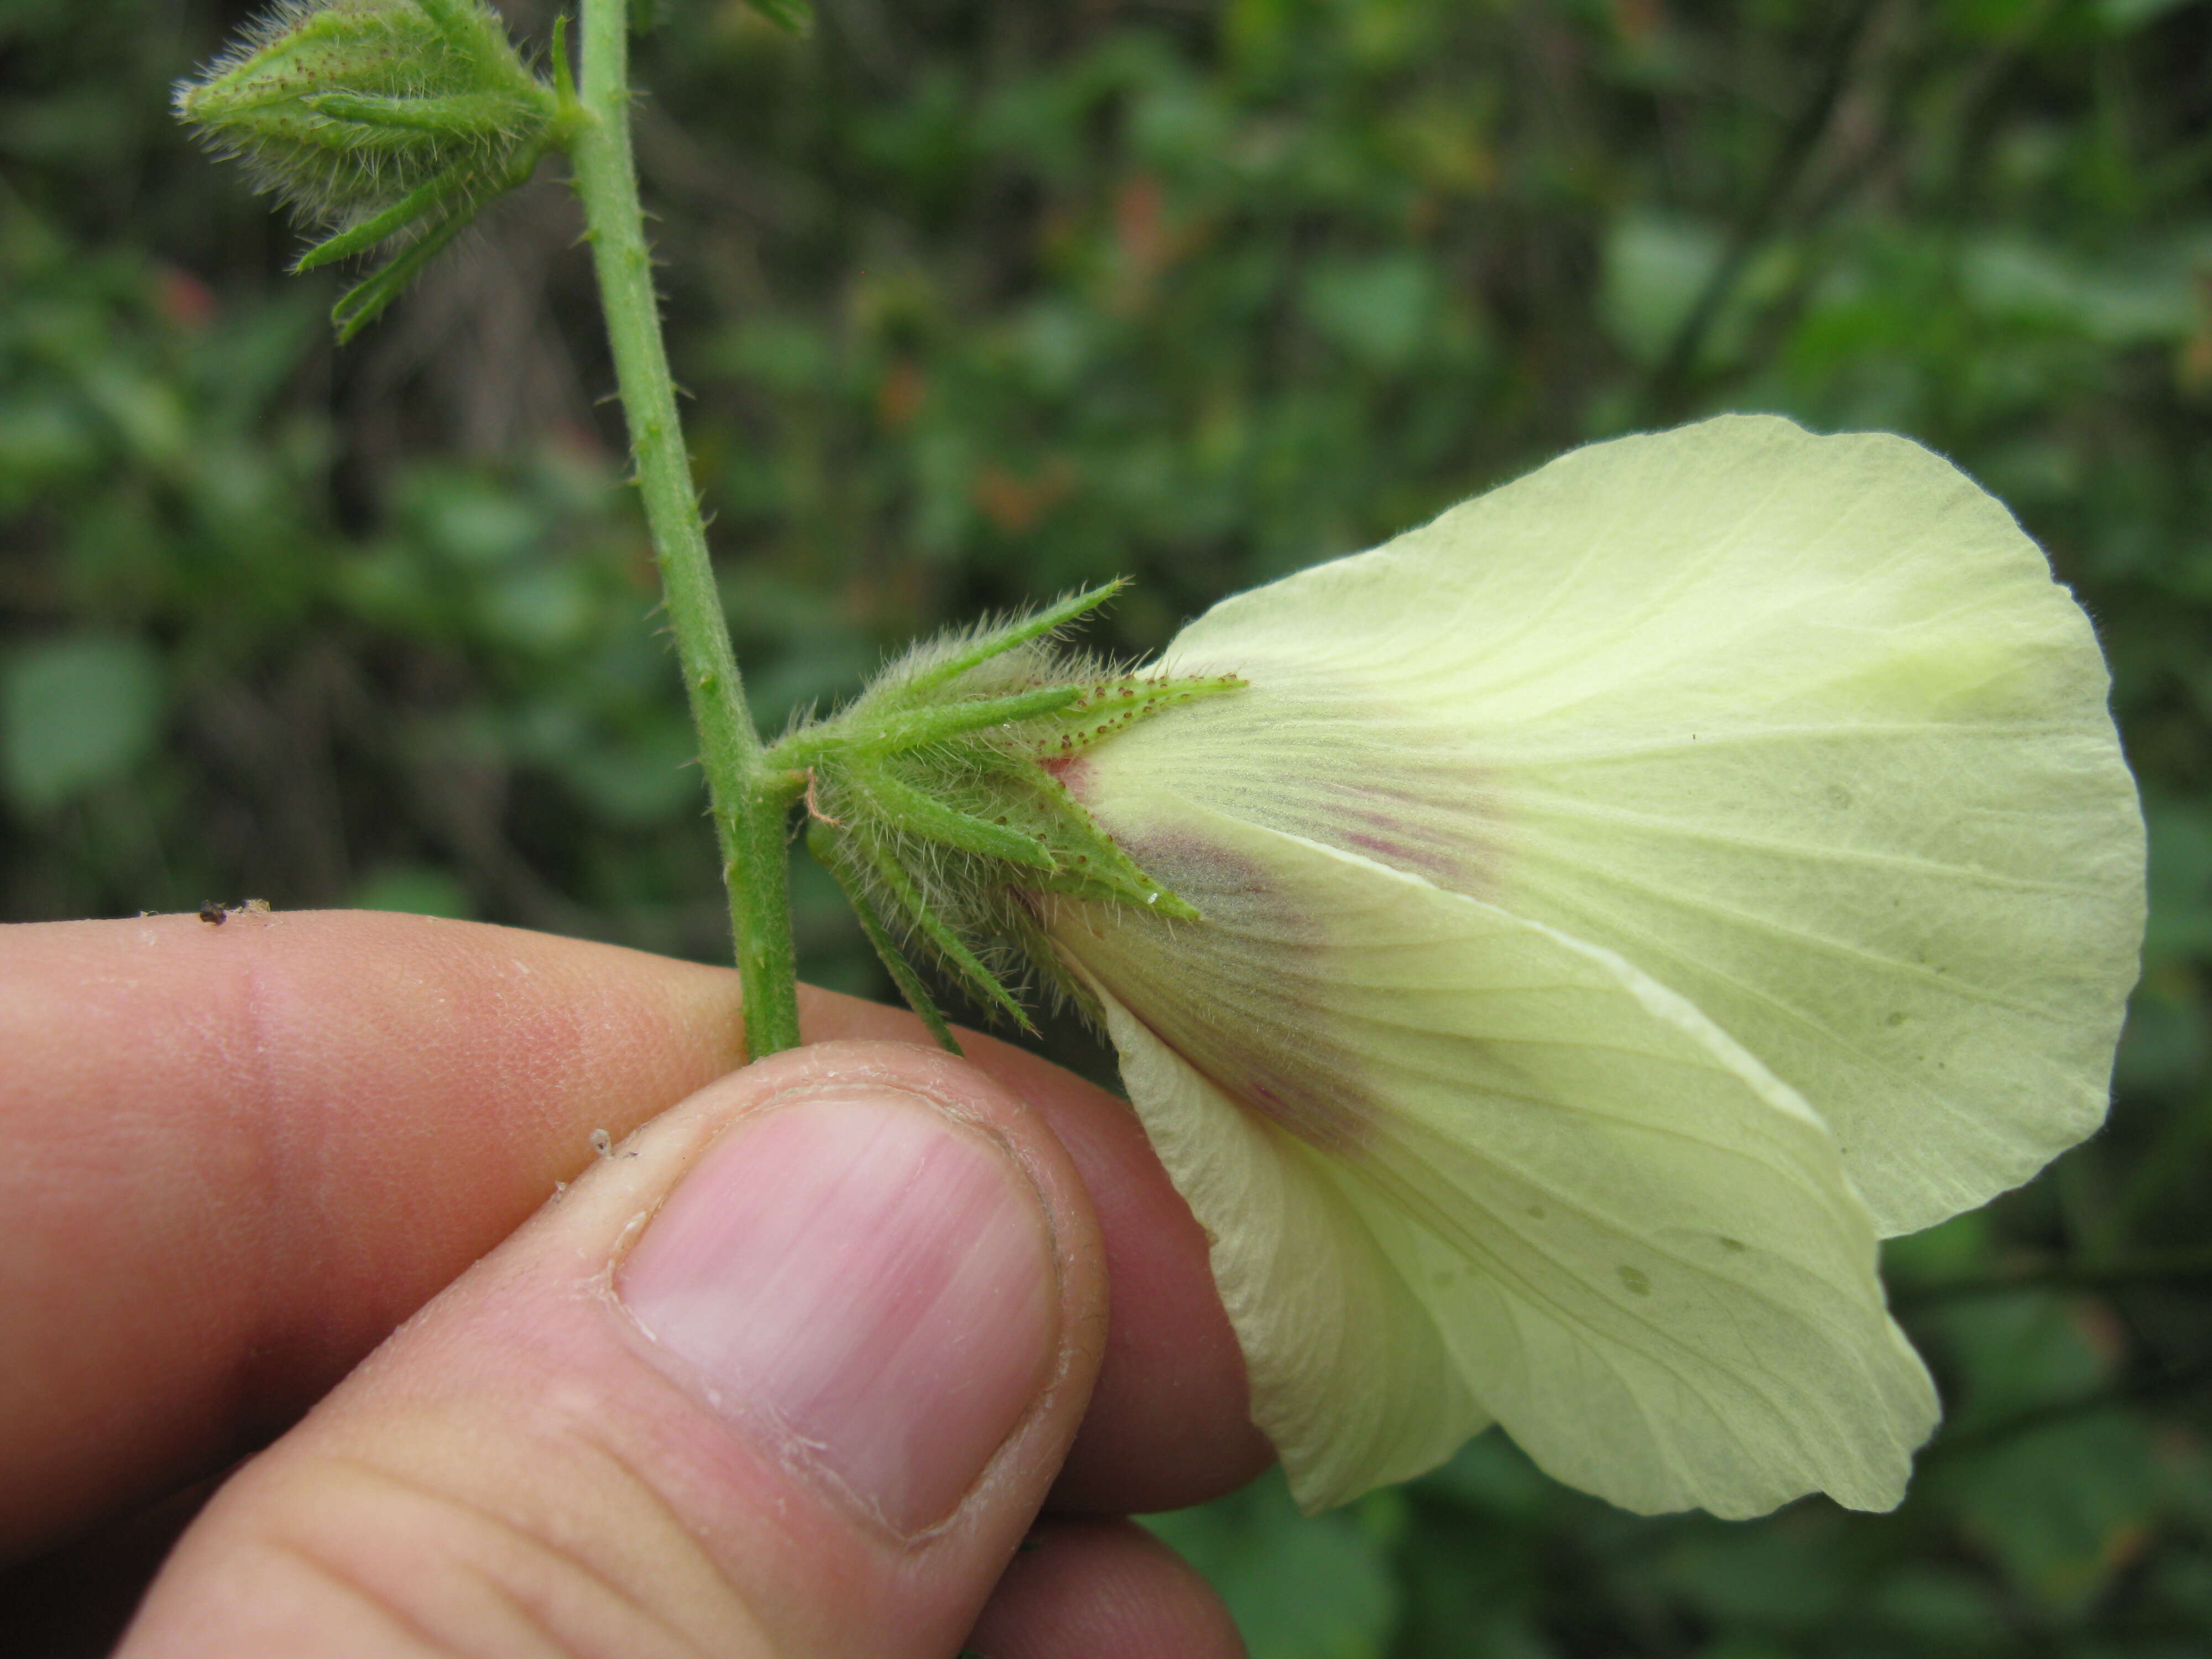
[[6, 0, 2212, 1652]]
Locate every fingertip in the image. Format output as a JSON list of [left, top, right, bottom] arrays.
[[990, 1051, 1274, 1514], [800, 1018, 1278, 1514], [615, 1044, 1099, 1538], [965, 1520, 1246, 1659], [117, 1041, 1114, 1659]]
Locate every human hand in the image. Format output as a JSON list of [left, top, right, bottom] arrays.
[[1, 910, 1273, 1656]]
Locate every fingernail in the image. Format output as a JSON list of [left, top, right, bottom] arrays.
[[618, 1084, 1058, 1534]]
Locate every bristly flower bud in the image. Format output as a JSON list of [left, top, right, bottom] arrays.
[[174, 0, 565, 339]]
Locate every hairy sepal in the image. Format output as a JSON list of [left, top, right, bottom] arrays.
[[774, 587, 1243, 1031]]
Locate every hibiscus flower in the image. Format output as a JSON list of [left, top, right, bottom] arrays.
[[795, 413, 2144, 1519], [1039, 414, 2145, 1516]]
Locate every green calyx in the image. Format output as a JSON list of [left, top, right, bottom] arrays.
[[770, 582, 1244, 1053], [174, 0, 572, 341]]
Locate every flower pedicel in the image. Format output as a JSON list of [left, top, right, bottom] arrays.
[[796, 413, 2146, 1519]]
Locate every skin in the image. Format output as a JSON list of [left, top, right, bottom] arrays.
[[0, 910, 1273, 1657]]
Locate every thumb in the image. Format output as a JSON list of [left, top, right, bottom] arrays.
[[118, 1041, 1107, 1658]]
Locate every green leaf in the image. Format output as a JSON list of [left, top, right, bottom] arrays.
[[1, 634, 164, 812], [1300, 255, 1438, 371], [738, 0, 813, 35], [1924, 1297, 2162, 1609], [351, 862, 474, 919], [1598, 212, 1724, 366], [1146, 1469, 1400, 1659]]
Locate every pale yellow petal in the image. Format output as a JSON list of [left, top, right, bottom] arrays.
[[1055, 797, 1940, 1516], [1091, 984, 1486, 1507], [1082, 414, 2142, 1236]]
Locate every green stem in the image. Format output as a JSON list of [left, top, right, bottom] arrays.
[[564, 0, 801, 1058]]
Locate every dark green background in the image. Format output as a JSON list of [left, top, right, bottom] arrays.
[[6, 0, 2212, 1652]]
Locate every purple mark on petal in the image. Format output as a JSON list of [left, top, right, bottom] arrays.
[[1050, 822, 1384, 1160], [1313, 772, 1496, 893], [1239, 1063, 1371, 1159], [1345, 830, 1437, 867]]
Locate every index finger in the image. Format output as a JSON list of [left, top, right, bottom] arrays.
[[1, 911, 1267, 1565]]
